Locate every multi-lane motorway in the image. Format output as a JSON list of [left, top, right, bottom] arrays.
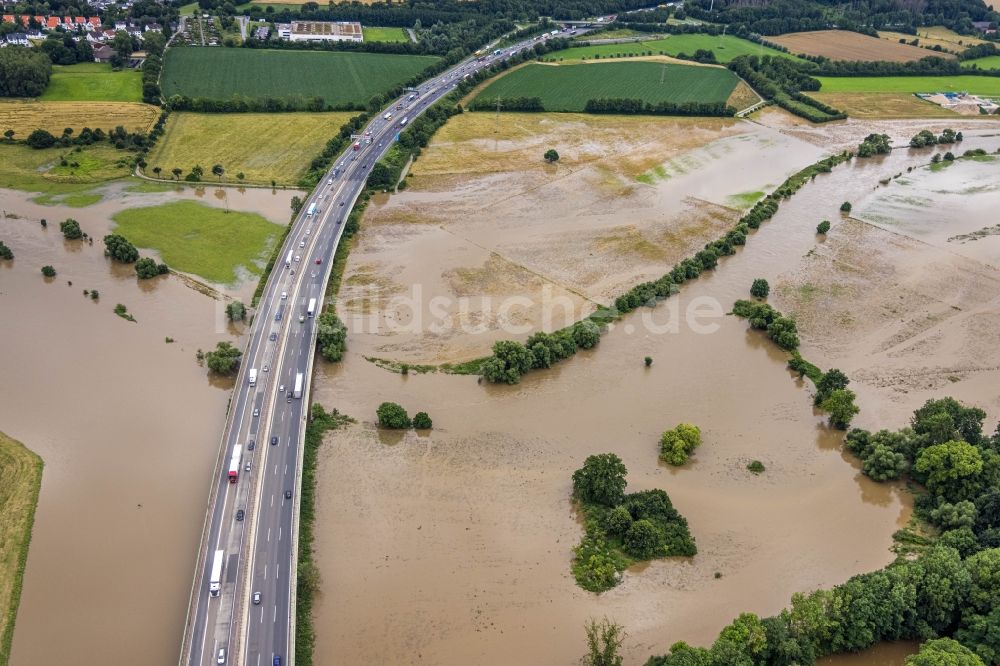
[[180, 26, 593, 666]]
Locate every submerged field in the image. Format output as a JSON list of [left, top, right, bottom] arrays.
[[0, 143, 133, 196], [111, 200, 281, 284], [557, 34, 800, 63], [145, 111, 352, 185], [473, 62, 739, 112], [40, 63, 141, 102], [773, 30, 950, 62], [160, 48, 438, 106]]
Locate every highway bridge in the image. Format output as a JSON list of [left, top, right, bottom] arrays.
[[178, 26, 594, 666]]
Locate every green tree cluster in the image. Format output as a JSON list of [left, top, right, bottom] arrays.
[[750, 278, 769, 299], [41, 265, 56, 277], [376, 401, 411, 429], [225, 301, 246, 322], [59, 219, 83, 240], [0, 240, 12, 260], [204, 341, 242, 375], [135, 257, 169, 279], [0, 46, 51, 97], [103, 234, 139, 263], [817, 220, 831, 234], [659, 423, 702, 466], [544, 149, 560, 163], [732, 299, 800, 351], [316, 312, 347, 362], [857, 133, 892, 158]]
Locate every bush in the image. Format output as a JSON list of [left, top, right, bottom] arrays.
[[0, 240, 13, 260], [204, 341, 241, 375], [41, 265, 56, 277], [573, 453, 628, 507], [544, 148, 560, 162], [376, 401, 410, 429], [747, 460, 765, 474], [750, 278, 769, 299], [59, 219, 83, 240], [103, 234, 139, 263], [412, 411, 432, 429], [840, 201, 852, 213], [644, 356, 653, 367], [623, 519, 660, 559], [606, 506, 633, 536], [225, 300, 246, 322], [135, 257, 169, 279], [820, 388, 859, 430], [659, 423, 702, 466], [817, 220, 831, 234], [25, 128, 56, 149], [316, 312, 347, 362]]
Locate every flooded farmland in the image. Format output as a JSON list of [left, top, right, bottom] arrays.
[[310, 115, 1000, 664], [0, 182, 295, 665]]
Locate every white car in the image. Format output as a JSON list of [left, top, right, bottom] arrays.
[[253, 408, 259, 417], [299, 241, 305, 248], [279, 384, 284, 393], [305, 229, 311, 236], [281, 292, 287, 300]]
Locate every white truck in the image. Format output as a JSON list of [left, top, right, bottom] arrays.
[[209, 549, 224, 597], [293, 373, 303, 399], [307, 298, 316, 318], [285, 250, 293, 268], [248, 368, 257, 386]]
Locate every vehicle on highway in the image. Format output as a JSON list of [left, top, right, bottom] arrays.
[[339, 201, 345, 207], [294, 255, 300, 262], [217, 648, 226, 664], [305, 228, 311, 235], [209, 549, 224, 597], [263, 364, 269, 372], [294, 373, 304, 399], [248, 368, 257, 386], [269, 333, 277, 341], [352, 141, 361, 151], [280, 292, 287, 300], [252, 408, 259, 417], [285, 250, 292, 268], [315, 258, 322, 264], [271, 436, 279, 446], [236, 509, 244, 521], [253, 591, 261, 605], [299, 241, 305, 248], [307, 298, 316, 318], [228, 444, 243, 483], [273, 657, 281, 666], [284, 490, 292, 499], [400, 116, 409, 126], [274, 312, 281, 321], [279, 384, 284, 393], [247, 439, 255, 450], [306, 202, 317, 217], [245, 461, 251, 472], [327, 179, 333, 184], [299, 315, 305, 323]]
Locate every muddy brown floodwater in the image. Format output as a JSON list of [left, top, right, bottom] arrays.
[[310, 115, 1000, 665], [0, 182, 295, 665]]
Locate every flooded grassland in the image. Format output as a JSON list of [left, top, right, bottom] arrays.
[[0, 183, 296, 665], [310, 117, 1000, 664]]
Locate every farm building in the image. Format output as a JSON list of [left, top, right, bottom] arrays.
[[918, 92, 999, 115], [278, 20, 363, 43]]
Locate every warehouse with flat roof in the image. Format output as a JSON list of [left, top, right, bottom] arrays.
[[279, 20, 363, 42]]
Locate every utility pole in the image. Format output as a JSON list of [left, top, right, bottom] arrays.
[[494, 96, 503, 134]]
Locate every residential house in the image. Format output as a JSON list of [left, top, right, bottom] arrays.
[[3, 32, 29, 46], [144, 23, 162, 32], [93, 44, 116, 62], [88, 17, 102, 31]]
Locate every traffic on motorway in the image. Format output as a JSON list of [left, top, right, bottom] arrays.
[[182, 25, 594, 666]]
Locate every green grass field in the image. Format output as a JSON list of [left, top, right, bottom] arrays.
[[161, 48, 437, 106], [146, 111, 353, 185], [363, 26, 410, 43], [112, 200, 282, 284], [557, 34, 802, 63], [962, 55, 1000, 70], [40, 63, 142, 102], [0, 143, 131, 198], [0, 431, 43, 666], [474, 62, 739, 112], [817, 75, 1000, 95]]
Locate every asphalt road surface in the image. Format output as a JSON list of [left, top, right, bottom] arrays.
[[181, 27, 594, 666]]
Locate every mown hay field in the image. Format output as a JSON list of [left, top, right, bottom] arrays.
[[810, 92, 964, 118], [559, 34, 802, 63], [772, 30, 954, 62], [0, 100, 159, 137], [40, 63, 142, 102], [146, 111, 353, 185], [878, 26, 986, 53], [473, 61, 739, 112], [161, 48, 438, 106]]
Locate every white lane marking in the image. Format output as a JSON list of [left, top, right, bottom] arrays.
[[273, 605, 277, 623], [278, 527, 282, 542], [284, 464, 288, 476], [260, 608, 264, 624], [276, 563, 280, 579], [270, 494, 274, 507], [267, 528, 271, 543]]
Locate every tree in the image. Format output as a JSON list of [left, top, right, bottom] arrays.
[[0, 240, 13, 260], [152, 166, 162, 178], [171, 168, 182, 180], [712, 613, 768, 666], [644, 356, 653, 367], [904, 638, 984, 666], [59, 219, 83, 240], [544, 149, 560, 163], [916, 441, 984, 503], [482, 340, 533, 384], [412, 411, 432, 429], [0, 47, 52, 97], [817, 220, 831, 234], [840, 201, 852, 213], [750, 278, 769, 298], [584, 618, 625, 666], [25, 129, 56, 149], [41, 265, 56, 277], [291, 196, 304, 214], [606, 506, 632, 536], [377, 402, 410, 428], [3, 129, 14, 141], [103, 234, 139, 263], [820, 389, 859, 430], [204, 341, 242, 375], [624, 519, 660, 559], [135, 257, 168, 279], [237, 172, 245, 182], [944, 152, 955, 161], [212, 164, 224, 181], [572, 453, 627, 507], [316, 312, 347, 362], [660, 423, 702, 465], [225, 300, 247, 322], [912, 398, 986, 447], [572, 319, 601, 349], [111, 30, 133, 59], [815, 368, 850, 405], [863, 444, 908, 481]]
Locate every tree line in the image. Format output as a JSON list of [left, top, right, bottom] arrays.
[[728, 55, 847, 123], [584, 98, 735, 117]]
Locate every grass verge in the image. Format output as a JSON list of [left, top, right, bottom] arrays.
[[0, 430, 43, 666], [295, 404, 353, 666], [112, 200, 282, 284]]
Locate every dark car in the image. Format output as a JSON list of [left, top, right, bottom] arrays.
[[236, 509, 245, 522], [315, 258, 322, 265], [247, 440, 255, 451], [273, 657, 281, 666], [271, 436, 279, 446], [284, 490, 292, 499], [274, 312, 281, 321], [269, 333, 277, 341]]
